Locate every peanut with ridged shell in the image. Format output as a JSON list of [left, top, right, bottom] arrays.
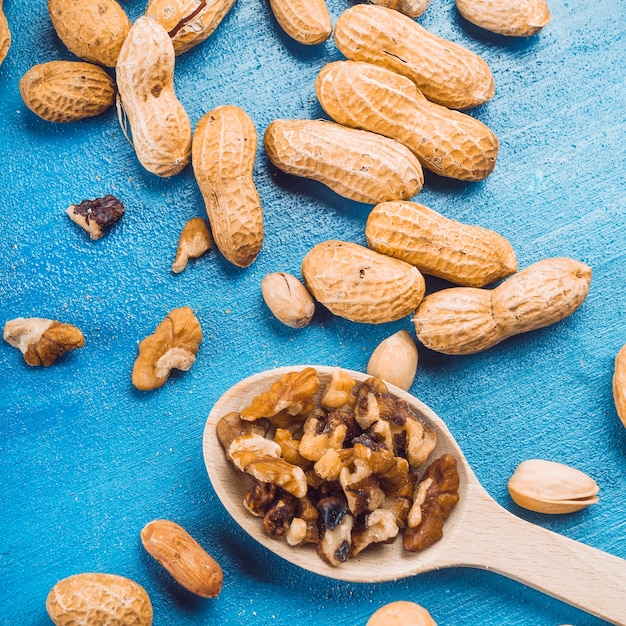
[[192, 105, 264, 268], [19, 61, 116, 123], [116, 16, 192, 177], [456, 0, 551, 37], [263, 119, 423, 204], [412, 257, 591, 354], [613, 344, 626, 429], [301, 240, 425, 324], [316, 60, 498, 181], [366, 201, 517, 287], [269, 0, 332, 45], [48, 0, 131, 68], [334, 4, 494, 110], [0, 0, 10, 66]]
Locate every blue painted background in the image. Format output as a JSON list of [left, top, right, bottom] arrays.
[[1, 0, 625, 624]]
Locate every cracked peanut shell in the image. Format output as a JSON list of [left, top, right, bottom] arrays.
[[456, 0, 550, 37], [264, 119, 423, 203], [269, 0, 332, 45], [317, 60, 498, 181], [301, 240, 426, 324], [613, 344, 626, 428], [334, 4, 494, 110]]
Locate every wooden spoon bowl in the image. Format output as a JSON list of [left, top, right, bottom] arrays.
[[203, 366, 626, 624]]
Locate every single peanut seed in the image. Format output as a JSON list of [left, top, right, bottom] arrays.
[[269, 0, 333, 45], [613, 344, 626, 429], [507, 459, 599, 514], [367, 330, 418, 391], [455, 0, 550, 37], [263, 118, 423, 203], [334, 4, 495, 110], [261, 272, 316, 328], [369, 0, 432, 18]]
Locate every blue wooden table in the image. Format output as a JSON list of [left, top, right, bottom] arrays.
[[1, 0, 625, 624]]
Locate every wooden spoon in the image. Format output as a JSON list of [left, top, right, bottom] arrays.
[[203, 366, 626, 624]]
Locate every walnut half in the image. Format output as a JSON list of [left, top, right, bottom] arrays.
[[131, 306, 202, 391], [3, 317, 84, 366]]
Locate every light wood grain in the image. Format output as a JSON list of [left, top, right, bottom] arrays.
[[203, 366, 626, 625]]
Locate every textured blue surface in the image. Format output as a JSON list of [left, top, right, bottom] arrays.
[[1, 0, 625, 624]]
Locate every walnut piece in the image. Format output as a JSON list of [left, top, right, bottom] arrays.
[[3, 317, 84, 366], [66, 195, 124, 240], [321, 368, 357, 410], [216, 412, 270, 461], [172, 217, 212, 273], [131, 306, 202, 390]]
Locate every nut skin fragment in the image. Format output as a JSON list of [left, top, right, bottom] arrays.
[[367, 601, 437, 626], [367, 330, 418, 391], [317, 61, 498, 182], [269, 0, 332, 45], [614, 344, 626, 429], [403, 454, 460, 552], [67, 195, 125, 240], [301, 240, 426, 324], [456, 0, 550, 37], [413, 257, 592, 355], [141, 519, 223, 598], [48, 0, 131, 67], [0, 0, 11, 66], [172, 217, 212, 273], [366, 201, 517, 286], [3, 317, 84, 366], [131, 306, 202, 391], [334, 4, 494, 110], [261, 272, 315, 328], [507, 459, 599, 514], [264, 119, 423, 204], [19, 61, 116, 123], [145, 0, 236, 55], [46, 573, 152, 626]]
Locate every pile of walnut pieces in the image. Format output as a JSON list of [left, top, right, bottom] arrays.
[[217, 367, 460, 567]]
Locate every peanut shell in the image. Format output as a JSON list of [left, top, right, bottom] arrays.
[[365, 201, 517, 286], [456, 0, 550, 37], [317, 60, 498, 181], [301, 240, 425, 324], [0, 0, 10, 66], [614, 344, 626, 428], [264, 118, 423, 203], [19, 61, 116, 123], [269, 0, 332, 45], [334, 4, 494, 110], [192, 105, 264, 268]]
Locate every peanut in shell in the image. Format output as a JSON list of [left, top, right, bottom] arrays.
[[613, 344, 626, 428], [0, 0, 10, 66], [269, 0, 333, 45], [456, 0, 550, 37]]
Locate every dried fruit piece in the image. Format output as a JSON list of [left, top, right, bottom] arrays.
[[192, 105, 264, 267], [66, 195, 124, 240], [264, 118, 423, 203], [413, 258, 592, 354], [367, 330, 418, 391], [48, 0, 131, 67], [19, 61, 116, 123], [456, 0, 550, 37], [365, 201, 517, 286], [507, 459, 599, 514], [367, 601, 437, 626], [301, 240, 425, 324], [132, 306, 202, 390], [0, 0, 10, 66], [141, 519, 223, 598], [146, 0, 236, 55], [46, 573, 152, 626], [269, 0, 332, 45], [172, 217, 212, 273], [334, 4, 494, 110], [3, 317, 84, 366], [614, 344, 626, 429], [316, 60, 498, 182], [261, 272, 315, 328]]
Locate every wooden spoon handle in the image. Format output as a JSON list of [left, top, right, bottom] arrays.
[[454, 495, 626, 624]]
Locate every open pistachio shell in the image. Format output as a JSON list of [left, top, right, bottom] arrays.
[[507, 459, 599, 514]]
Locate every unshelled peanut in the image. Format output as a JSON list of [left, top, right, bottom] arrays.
[[412, 257, 591, 354], [613, 344, 626, 428], [48, 0, 131, 68], [269, 0, 332, 45], [366, 201, 517, 286], [19, 61, 116, 123], [317, 60, 498, 181], [370, 0, 432, 18], [263, 119, 423, 203], [141, 519, 223, 598], [0, 0, 10, 66], [334, 4, 494, 110], [46, 573, 152, 626], [145, 0, 236, 55], [301, 240, 425, 323], [192, 105, 264, 268], [116, 16, 192, 177], [456, 0, 550, 37], [261, 272, 316, 328]]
